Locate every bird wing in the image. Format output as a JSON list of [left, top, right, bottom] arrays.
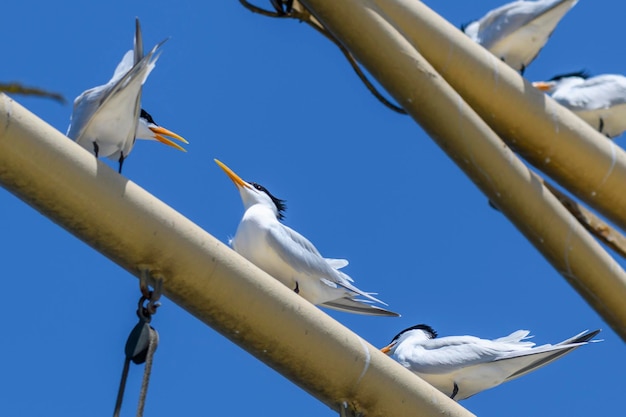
[[407, 329, 597, 376], [400, 335, 516, 374], [74, 38, 167, 154], [556, 75, 626, 110], [266, 223, 392, 307], [66, 50, 135, 140], [320, 298, 399, 317], [503, 329, 600, 381], [478, 0, 576, 52], [325, 258, 349, 270]]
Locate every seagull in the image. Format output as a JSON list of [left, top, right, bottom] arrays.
[[533, 71, 626, 138], [215, 159, 399, 317], [462, 0, 578, 74], [66, 19, 187, 173], [381, 324, 600, 400]]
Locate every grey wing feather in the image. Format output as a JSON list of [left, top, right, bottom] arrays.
[[321, 299, 400, 317], [66, 50, 135, 139], [74, 38, 167, 146], [502, 329, 600, 381], [134, 18, 143, 65], [266, 223, 340, 278], [479, 0, 576, 49], [266, 224, 392, 307], [560, 76, 626, 110]]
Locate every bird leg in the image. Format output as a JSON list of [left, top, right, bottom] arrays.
[[118, 153, 125, 174], [451, 382, 459, 400], [294, 281, 300, 294], [93, 142, 99, 157], [599, 117, 604, 134]]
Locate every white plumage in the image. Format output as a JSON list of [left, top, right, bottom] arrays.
[[463, 0, 578, 74], [215, 159, 399, 317], [534, 72, 626, 138], [66, 19, 187, 172], [382, 324, 599, 400]]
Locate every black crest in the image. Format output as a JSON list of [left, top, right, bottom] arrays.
[[549, 70, 590, 81], [390, 324, 438, 343], [459, 20, 475, 33], [140, 109, 158, 126], [250, 182, 287, 220]]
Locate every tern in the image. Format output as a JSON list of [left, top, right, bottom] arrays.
[[66, 19, 187, 173], [533, 71, 626, 138], [381, 324, 600, 400], [215, 159, 399, 317], [462, 0, 578, 74]]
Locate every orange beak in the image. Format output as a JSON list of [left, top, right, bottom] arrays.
[[532, 81, 553, 92], [149, 125, 189, 152], [215, 159, 251, 189], [380, 343, 394, 354]]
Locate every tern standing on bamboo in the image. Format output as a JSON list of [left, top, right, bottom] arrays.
[[215, 159, 399, 317], [66, 19, 187, 173]]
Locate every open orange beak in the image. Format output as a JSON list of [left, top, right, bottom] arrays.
[[150, 125, 189, 152], [215, 159, 251, 189]]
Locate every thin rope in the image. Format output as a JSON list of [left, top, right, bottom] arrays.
[[136, 327, 159, 417], [113, 358, 132, 417]]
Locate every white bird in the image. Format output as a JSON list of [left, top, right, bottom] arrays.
[[463, 0, 578, 74], [381, 324, 600, 400], [67, 19, 187, 173], [533, 72, 626, 138], [215, 159, 399, 317]]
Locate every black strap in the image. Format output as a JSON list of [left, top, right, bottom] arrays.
[[238, 0, 408, 115]]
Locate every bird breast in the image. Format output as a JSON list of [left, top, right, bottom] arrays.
[[232, 206, 297, 288]]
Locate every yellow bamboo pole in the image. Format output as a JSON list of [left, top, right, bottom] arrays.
[[299, 0, 626, 339], [0, 94, 475, 417], [373, 0, 626, 232]]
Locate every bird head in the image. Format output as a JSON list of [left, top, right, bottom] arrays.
[[381, 324, 438, 354], [215, 159, 287, 220], [136, 109, 188, 152], [533, 70, 590, 93]]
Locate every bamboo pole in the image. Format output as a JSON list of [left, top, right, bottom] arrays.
[[299, 0, 626, 339], [0, 94, 475, 417], [373, 0, 626, 232]]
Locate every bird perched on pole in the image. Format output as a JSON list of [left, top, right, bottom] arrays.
[[462, 0, 578, 74], [533, 71, 626, 138], [381, 324, 600, 400], [215, 159, 399, 317], [67, 19, 187, 173]]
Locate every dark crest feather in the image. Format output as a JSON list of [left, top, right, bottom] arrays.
[[549, 70, 590, 81], [390, 324, 437, 343], [459, 20, 474, 33], [250, 182, 287, 220], [140, 109, 157, 125]]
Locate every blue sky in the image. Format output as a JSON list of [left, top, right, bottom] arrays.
[[1, 1, 622, 416]]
